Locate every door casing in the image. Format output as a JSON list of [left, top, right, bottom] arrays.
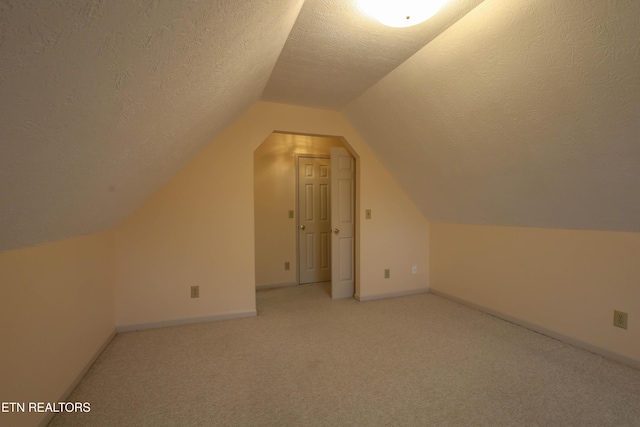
[[295, 149, 356, 298]]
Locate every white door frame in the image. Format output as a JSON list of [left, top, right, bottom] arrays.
[[294, 148, 357, 296]]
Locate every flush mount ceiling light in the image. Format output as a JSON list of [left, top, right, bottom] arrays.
[[356, 0, 450, 28]]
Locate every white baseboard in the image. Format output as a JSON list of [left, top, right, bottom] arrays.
[[429, 289, 640, 370], [356, 287, 429, 302], [116, 310, 257, 333], [255, 282, 298, 290], [38, 328, 116, 427]]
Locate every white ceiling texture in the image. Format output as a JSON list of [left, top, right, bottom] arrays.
[[1, 0, 639, 252]]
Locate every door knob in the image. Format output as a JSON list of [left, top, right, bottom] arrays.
[[334, 228, 340, 234], [300, 225, 306, 230]]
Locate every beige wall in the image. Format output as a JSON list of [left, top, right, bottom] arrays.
[[114, 115, 259, 327], [254, 133, 345, 287], [358, 152, 430, 299], [115, 101, 430, 327], [430, 223, 640, 363], [0, 231, 115, 427]]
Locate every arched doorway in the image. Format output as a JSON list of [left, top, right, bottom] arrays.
[[253, 132, 357, 299]]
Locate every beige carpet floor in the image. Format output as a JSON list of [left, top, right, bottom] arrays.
[[50, 284, 640, 426]]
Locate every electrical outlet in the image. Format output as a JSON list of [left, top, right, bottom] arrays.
[[284, 261, 290, 270], [365, 209, 372, 219], [412, 265, 418, 275], [613, 310, 628, 329], [191, 285, 199, 299], [384, 269, 390, 279]]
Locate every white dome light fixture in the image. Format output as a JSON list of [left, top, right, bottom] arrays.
[[356, 0, 450, 28]]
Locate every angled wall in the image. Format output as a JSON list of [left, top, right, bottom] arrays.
[[0, 0, 305, 253], [115, 102, 430, 329], [0, 231, 115, 427], [344, 0, 640, 232]]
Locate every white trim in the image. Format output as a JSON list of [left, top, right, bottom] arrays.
[[255, 282, 298, 290], [37, 329, 116, 427], [356, 287, 429, 302], [116, 310, 257, 333], [429, 289, 640, 370]]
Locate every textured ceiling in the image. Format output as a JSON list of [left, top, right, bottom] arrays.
[[262, 0, 484, 109], [2, 0, 639, 253], [0, 0, 303, 251], [344, 0, 640, 231]]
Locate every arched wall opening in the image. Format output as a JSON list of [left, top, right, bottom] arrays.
[[254, 131, 359, 298]]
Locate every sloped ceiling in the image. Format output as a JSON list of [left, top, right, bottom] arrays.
[[0, 0, 304, 252], [262, 0, 484, 109], [2, 0, 639, 253], [344, 0, 640, 232]]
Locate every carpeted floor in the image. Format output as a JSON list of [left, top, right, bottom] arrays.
[[50, 283, 640, 426]]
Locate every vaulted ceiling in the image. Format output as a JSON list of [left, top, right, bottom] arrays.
[[262, 0, 484, 109], [344, 0, 640, 232], [1, 0, 639, 252]]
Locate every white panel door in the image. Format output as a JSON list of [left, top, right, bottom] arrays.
[[330, 147, 355, 299], [298, 157, 331, 284]]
